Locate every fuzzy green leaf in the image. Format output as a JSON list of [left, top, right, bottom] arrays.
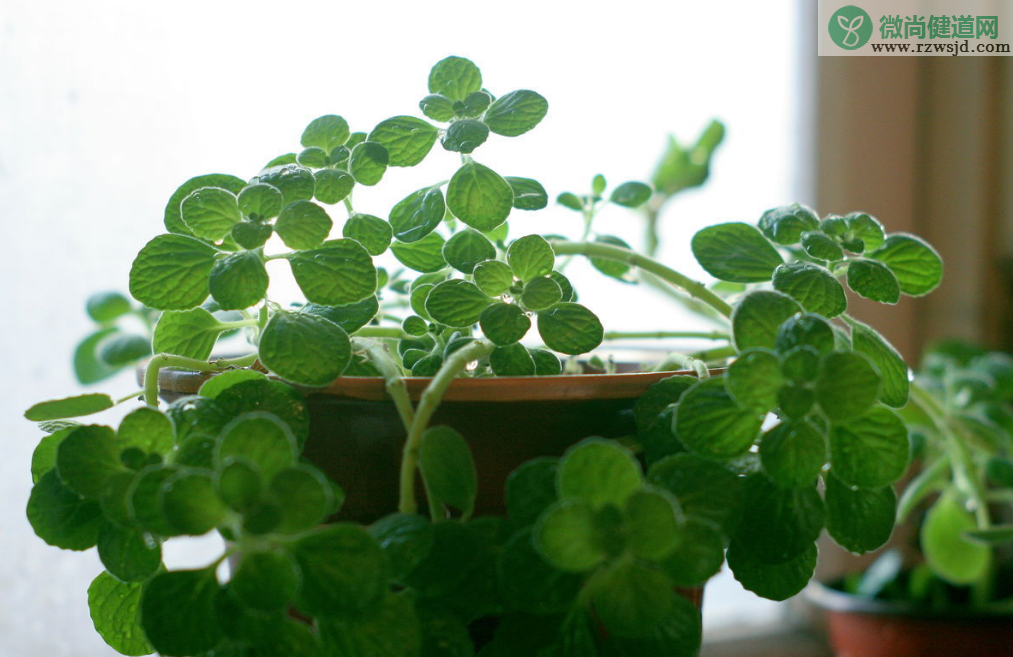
[[274, 200, 333, 250], [760, 420, 826, 489], [390, 187, 447, 243], [772, 261, 847, 318], [731, 291, 802, 351], [88, 572, 153, 656], [536, 303, 603, 355], [558, 438, 642, 510], [292, 524, 387, 616], [732, 475, 825, 564], [847, 258, 901, 304], [27, 471, 102, 550], [443, 229, 495, 274], [25, 393, 114, 422], [349, 141, 389, 186], [314, 169, 355, 205], [237, 183, 283, 220], [129, 234, 217, 310], [152, 307, 223, 360], [825, 475, 896, 554], [447, 162, 513, 232], [691, 223, 783, 283], [369, 116, 438, 167], [442, 119, 490, 153], [208, 250, 268, 310], [343, 214, 393, 256], [480, 302, 530, 346], [830, 406, 909, 488], [506, 177, 548, 210], [141, 568, 221, 656], [259, 312, 351, 386], [164, 174, 246, 236], [922, 491, 991, 585], [726, 348, 783, 414], [425, 279, 494, 328], [180, 187, 241, 241], [726, 540, 817, 601], [420, 426, 478, 516], [674, 377, 762, 459], [848, 316, 909, 408], [610, 181, 652, 208], [428, 56, 482, 102], [288, 238, 377, 306], [251, 164, 315, 205], [390, 232, 447, 273], [483, 90, 548, 137], [870, 233, 943, 296], [815, 352, 881, 421], [490, 342, 536, 375], [301, 115, 351, 153]]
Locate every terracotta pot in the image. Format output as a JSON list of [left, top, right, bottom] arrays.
[[806, 581, 1013, 657], [156, 366, 691, 523]]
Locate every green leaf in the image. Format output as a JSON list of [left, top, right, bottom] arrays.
[[610, 181, 652, 208], [781, 347, 820, 383], [825, 475, 896, 554], [274, 465, 340, 531], [674, 377, 762, 459], [480, 302, 530, 345], [237, 183, 283, 220], [31, 427, 73, 483], [88, 572, 153, 656], [634, 374, 697, 434], [349, 141, 389, 186], [129, 234, 217, 310], [521, 276, 562, 311], [27, 471, 102, 550], [922, 490, 991, 585], [657, 518, 726, 587], [252, 164, 315, 205], [301, 115, 351, 152], [733, 475, 825, 564], [420, 426, 478, 516], [830, 406, 909, 488], [731, 291, 802, 351], [74, 328, 121, 384], [230, 550, 300, 612], [197, 370, 267, 400], [428, 56, 482, 102], [215, 412, 298, 481], [216, 457, 261, 512], [304, 296, 380, 334], [390, 186, 446, 243], [775, 313, 836, 356], [964, 525, 1013, 546], [441, 119, 489, 153], [443, 229, 495, 274], [490, 342, 536, 375], [625, 488, 682, 561], [314, 169, 355, 205], [86, 291, 132, 323], [760, 420, 826, 489], [98, 333, 151, 367], [129, 465, 182, 535], [474, 259, 514, 296], [845, 212, 886, 252], [558, 438, 641, 509], [447, 162, 513, 232], [343, 214, 393, 256], [726, 348, 783, 414], [369, 115, 438, 167], [391, 232, 447, 273], [425, 279, 493, 328], [557, 192, 583, 211], [25, 393, 114, 421], [459, 90, 493, 117], [319, 592, 422, 657], [757, 204, 819, 245], [118, 407, 174, 454], [726, 540, 817, 601], [161, 470, 226, 535], [288, 238, 377, 306], [771, 262, 847, 318], [152, 307, 223, 359], [586, 559, 678, 638], [231, 220, 273, 249], [847, 259, 901, 304], [507, 235, 555, 281], [536, 303, 603, 355], [498, 528, 583, 614], [506, 458, 559, 527], [208, 250, 268, 310], [180, 187, 241, 241], [801, 231, 844, 261], [589, 235, 636, 283], [483, 90, 548, 137], [98, 523, 162, 582], [691, 223, 783, 283], [292, 524, 386, 615], [848, 316, 909, 408], [141, 568, 221, 656], [369, 513, 434, 582], [164, 174, 246, 236], [259, 312, 351, 386], [870, 233, 943, 296], [780, 381, 815, 419], [55, 425, 123, 498], [534, 499, 606, 572], [506, 177, 548, 210], [274, 199, 333, 250], [815, 352, 881, 421], [419, 94, 455, 122]]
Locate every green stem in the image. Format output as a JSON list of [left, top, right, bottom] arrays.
[[115, 390, 146, 405], [603, 330, 729, 341], [354, 327, 409, 339], [398, 339, 495, 515], [143, 353, 259, 406], [354, 338, 414, 431], [652, 353, 710, 377], [689, 345, 736, 362], [550, 240, 734, 318]]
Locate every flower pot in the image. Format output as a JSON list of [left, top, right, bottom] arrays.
[[806, 581, 1013, 657], [156, 366, 687, 523]]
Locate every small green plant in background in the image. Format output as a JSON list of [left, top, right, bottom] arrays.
[[24, 56, 947, 656], [846, 342, 1013, 609]]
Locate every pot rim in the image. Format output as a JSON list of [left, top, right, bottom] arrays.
[[152, 361, 704, 403], [804, 580, 1013, 620]]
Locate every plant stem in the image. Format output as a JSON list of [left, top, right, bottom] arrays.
[[603, 330, 729, 341], [652, 353, 710, 377], [142, 353, 259, 406], [354, 327, 409, 339], [354, 338, 414, 431], [550, 240, 733, 318], [398, 339, 495, 515], [115, 390, 146, 404]]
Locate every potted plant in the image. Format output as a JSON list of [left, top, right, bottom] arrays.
[[808, 342, 1013, 656], [24, 56, 945, 656]]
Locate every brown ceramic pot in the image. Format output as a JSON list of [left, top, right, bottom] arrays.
[[156, 366, 689, 523], [806, 581, 1013, 657]]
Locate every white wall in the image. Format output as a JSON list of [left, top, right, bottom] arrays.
[[0, 1, 799, 653]]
